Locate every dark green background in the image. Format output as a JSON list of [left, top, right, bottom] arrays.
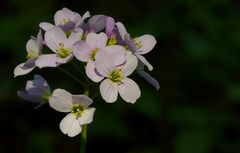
[[0, 0, 240, 153]]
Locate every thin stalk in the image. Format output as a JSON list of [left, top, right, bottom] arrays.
[[81, 87, 89, 153], [58, 67, 84, 86]]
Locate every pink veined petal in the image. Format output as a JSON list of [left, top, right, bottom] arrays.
[[78, 108, 96, 125], [100, 79, 118, 103], [106, 17, 115, 37], [121, 52, 138, 77], [60, 113, 82, 137], [14, 63, 35, 77], [115, 22, 128, 40], [118, 78, 141, 104], [26, 39, 39, 54], [36, 29, 43, 51], [86, 32, 107, 49], [104, 45, 126, 66], [136, 34, 157, 54], [49, 89, 73, 112], [86, 61, 104, 83], [35, 54, 58, 68], [72, 95, 93, 107], [95, 51, 114, 77], [39, 22, 55, 31], [65, 28, 83, 48], [72, 41, 92, 62], [135, 53, 153, 71], [45, 27, 67, 52]]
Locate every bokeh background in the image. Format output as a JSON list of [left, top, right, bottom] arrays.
[[0, 0, 240, 153]]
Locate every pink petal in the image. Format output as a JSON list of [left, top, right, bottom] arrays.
[[45, 27, 67, 52], [100, 79, 118, 103], [95, 51, 114, 77], [121, 52, 138, 76], [35, 54, 58, 68], [136, 34, 157, 54], [73, 41, 92, 62], [104, 45, 126, 66], [86, 32, 107, 49], [86, 61, 104, 82], [118, 78, 141, 103]]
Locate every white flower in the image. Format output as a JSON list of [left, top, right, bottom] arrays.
[[116, 22, 157, 71], [14, 30, 43, 77], [95, 51, 141, 103], [35, 27, 83, 68], [73, 32, 126, 82], [39, 7, 90, 34], [49, 89, 95, 137]]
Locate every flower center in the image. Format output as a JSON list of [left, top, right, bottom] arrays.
[[133, 37, 143, 49], [61, 18, 70, 25], [26, 49, 39, 59], [89, 48, 99, 61], [71, 104, 85, 118], [107, 36, 117, 46], [108, 69, 124, 83], [56, 43, 71, 58]]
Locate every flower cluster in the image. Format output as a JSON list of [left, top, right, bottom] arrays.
[[14, 8, 159, 137]]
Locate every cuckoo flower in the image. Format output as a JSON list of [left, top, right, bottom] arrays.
[[49, 89, 95, 137], [14, 30, 43, 77], [95, 51, 141, 103], [18, 75, 51, 108], [73, 32, 126, 82], [36, 27, 83, 68], [40, 7, 90, 36], [81, 15, 107, 34], [116, 22, 157, 71]]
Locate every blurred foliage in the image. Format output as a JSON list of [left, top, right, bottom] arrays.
[[0, 0, 240, 153]]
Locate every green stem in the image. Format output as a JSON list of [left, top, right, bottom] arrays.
[[80, 124, 88, 153], [81, 84, 89, 153], [58, 67, 84, 86]]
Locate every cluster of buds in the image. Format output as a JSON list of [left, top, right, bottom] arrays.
[[14, 8, 159, 137]]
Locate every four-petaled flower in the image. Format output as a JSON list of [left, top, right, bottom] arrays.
[[14, 30, 43, 77], [49, 89, 95, 137], [18, 75, 51, 108], [95, 51, 141, 103], [36, 27, 83, 68], [73, 32, 126, 82]]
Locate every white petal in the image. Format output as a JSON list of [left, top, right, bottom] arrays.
[[121, 52, 138, 76], [14, 63, 35, 77], [139, 70, 160, 90], [65, 28, 83, 48], [78, 108, 95, 124], [104, 45, 126, 66], [60, 113, 82, 137], [86, 32, 107, 49], [118, 78, 141, 103], [95, 51, 114, 77], [115, 22, 128, 40], [39, 22, 55, 31], [100, 79, 118, 103], [49, 89, 72, 112], [72, 95, 93, 107], [82, 11, 91, 21], [35, 54, 58, 68], [136, 34, 157, 54], [26, 39, 39, 54], [86, 61, 104, 82], [45, 27, 67, 52], [135, 53, 153, 71], [73, 41, 92, 62]]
